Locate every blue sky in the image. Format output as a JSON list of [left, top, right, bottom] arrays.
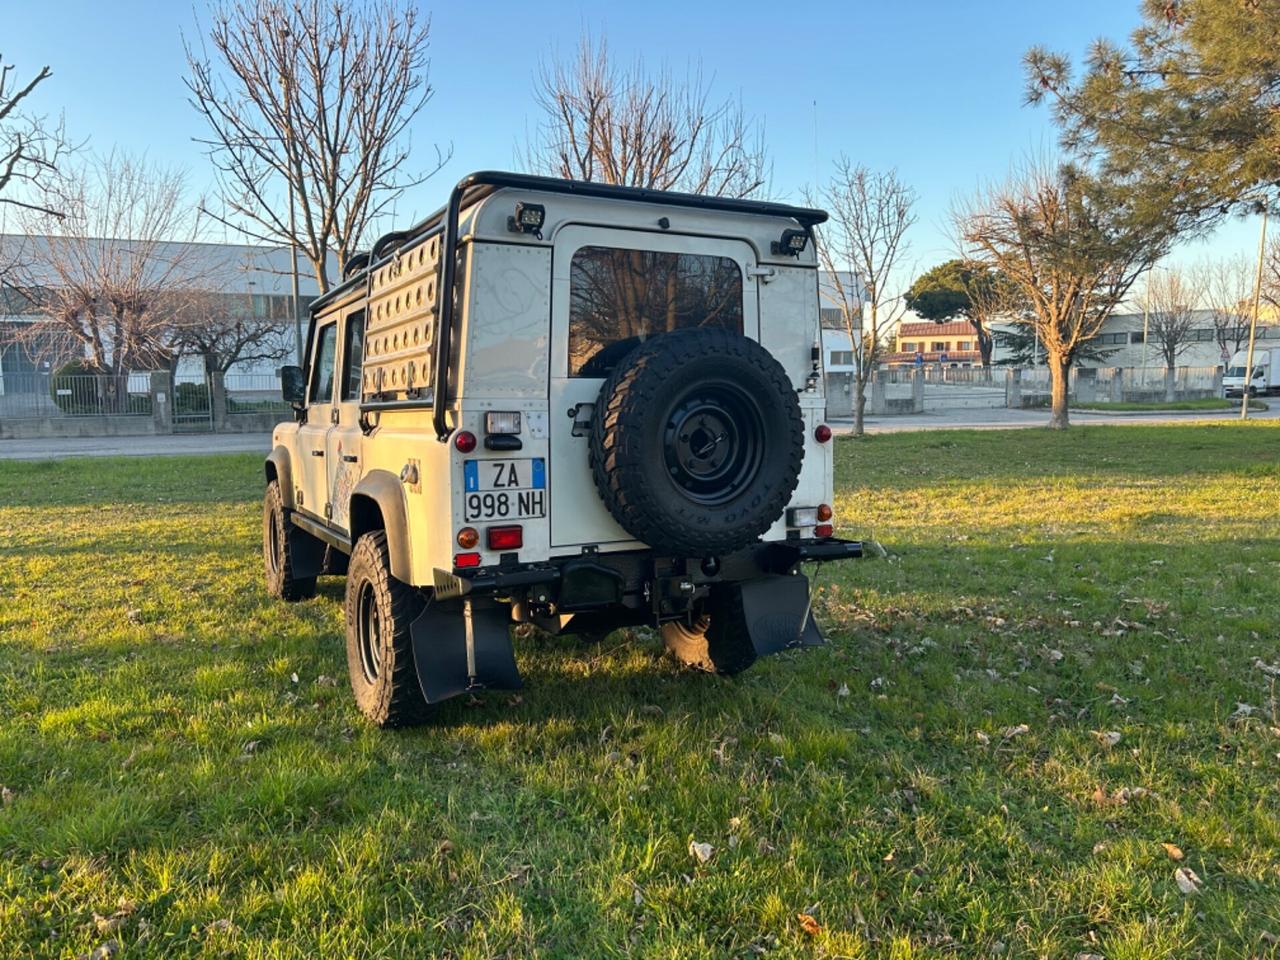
[[5, 0, 1261, 270]]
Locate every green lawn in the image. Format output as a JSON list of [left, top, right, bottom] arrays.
[[2, 424, 1279, 959]]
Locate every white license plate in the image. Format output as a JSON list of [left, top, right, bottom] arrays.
[[463, 458, 546, 521]]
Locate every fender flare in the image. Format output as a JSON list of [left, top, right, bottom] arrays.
[[265, 445, 294, 509], [349, 469, 413, 583]]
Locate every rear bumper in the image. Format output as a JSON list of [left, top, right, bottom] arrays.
[[432, 536, 863, 603]]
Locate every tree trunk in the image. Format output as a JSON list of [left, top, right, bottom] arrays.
[[852, 373, 867, 436], [1048, 353, 1070, 430], [974, 320, 993, 367], [1164, 365, 1176, 403]]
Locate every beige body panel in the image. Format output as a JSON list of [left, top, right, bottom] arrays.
[[272, 187, 833, 586]]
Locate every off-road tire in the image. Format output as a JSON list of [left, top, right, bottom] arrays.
[[344, 531, 430, 727], [263, 480, 318, 601], [660, 586, 757, 676], [590, 328, 804, 556]]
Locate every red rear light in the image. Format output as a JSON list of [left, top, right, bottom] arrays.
[[817, 503, 833, 521], [486, 525, 523, 550], [814, 424, 832, 443], [454, 552, 482, 568], [814, 523, 834, 539], [454, 430, 477, 453]]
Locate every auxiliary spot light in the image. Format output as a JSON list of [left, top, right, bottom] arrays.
[[772, 228, 808, 257], [508, 202, 546, 236]]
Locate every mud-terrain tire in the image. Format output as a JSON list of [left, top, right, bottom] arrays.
[[344, 531, 430, 727], [660, 585, 757, 676], [589, 329, 804, 556], [263, 480, 318, 601]]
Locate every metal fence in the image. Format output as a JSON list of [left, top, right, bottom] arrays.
[[225, 372, 291, 416], [0, 370, 152, 420]]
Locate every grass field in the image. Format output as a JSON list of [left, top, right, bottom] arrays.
[[2, 423, 1279, 959]]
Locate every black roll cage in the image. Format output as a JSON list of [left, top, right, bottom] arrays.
[[306, 171, 829, 443]]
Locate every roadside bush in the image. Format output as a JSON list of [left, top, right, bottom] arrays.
[[174, 381, 211, 414]]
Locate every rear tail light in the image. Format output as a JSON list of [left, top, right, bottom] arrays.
[[486, 525, 523, 550], [454, 430, 477, 453], [814, 423, 832, 443], [484, 411, 522, 435], [817, 503, 833, 521], [815, 523, 834, 539], [456, 526, 479, 548], [455, 552, 481, 568]]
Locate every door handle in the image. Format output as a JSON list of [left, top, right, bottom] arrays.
[[311, 450, 325, 457]]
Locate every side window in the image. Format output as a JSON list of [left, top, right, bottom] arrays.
[[310, 322, 338, 403], [341, 311, 366, 402]]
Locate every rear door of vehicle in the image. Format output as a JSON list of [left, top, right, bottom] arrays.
[[547, 225, 759, 550]]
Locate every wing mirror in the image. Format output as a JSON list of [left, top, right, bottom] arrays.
[[280, 365, 306, 404]]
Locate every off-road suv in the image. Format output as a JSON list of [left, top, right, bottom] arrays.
[[264, 171, 862, 726]]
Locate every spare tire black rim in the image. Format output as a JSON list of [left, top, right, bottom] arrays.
[[663, 380, 765, 505]]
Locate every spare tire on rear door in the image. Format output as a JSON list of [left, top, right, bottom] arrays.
[[589, 328, 804, 556]]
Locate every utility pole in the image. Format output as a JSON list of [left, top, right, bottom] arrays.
[[1241, 202, 1269, 420], [281, 68, 304, 365]]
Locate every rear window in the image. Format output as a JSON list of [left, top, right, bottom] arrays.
[[568, 246, 743, 377]]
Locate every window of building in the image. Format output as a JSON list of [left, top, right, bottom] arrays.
[[1093, 332, 1127, 345], [310, 322, 338, 402], [1130, 331, 1145, 344], [900, 342, 915, 352], [568, 246, 742, 377], [931, 341, 947, 352], [341, 311, 365, 401], [829, 350, 853, 365]]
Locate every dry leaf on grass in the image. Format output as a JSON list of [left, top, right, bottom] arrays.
[[975, 731, 991, 745], [1002, 724, 1030, 739], [1094, 730, 1122, 747], [1162, 842, 1184, 861], [688, 840, 714, 864], [1175, 867, 1203, 895], [797, 913, 822, 936]]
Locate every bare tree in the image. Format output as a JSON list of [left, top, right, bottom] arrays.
[[16, 152, 209, 406], [170, 284, 292, 376], [1197, 255, 1256, 365], [185, 0, 448, 291], [1140, 267, 1200, 400], [0, 56, 72, 219], [525, 32, 767, 198], [807, 159, 916, 436], [956, 159, 1171, 429]]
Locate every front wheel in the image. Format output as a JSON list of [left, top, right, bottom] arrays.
[[344, 531, 430, 727]]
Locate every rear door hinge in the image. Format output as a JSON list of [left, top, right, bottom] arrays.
[[747, 265, 776, 283]]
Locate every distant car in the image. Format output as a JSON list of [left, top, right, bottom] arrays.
[[262, 171, 862, 726]]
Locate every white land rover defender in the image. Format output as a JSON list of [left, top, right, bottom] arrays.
[[264, 171, 862, 726]]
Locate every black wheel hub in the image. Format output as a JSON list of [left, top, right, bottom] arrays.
[[356, 581, 382, 684], [663, 382, 764, 506]]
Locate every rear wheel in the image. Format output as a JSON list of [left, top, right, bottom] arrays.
[[263, 480, 317, 601], [660, 587, 757, 676], [344, 531, 430, 727]]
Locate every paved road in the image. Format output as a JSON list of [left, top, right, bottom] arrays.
[[1, 403, 1275, 460], [838, 403, 1279, 433]]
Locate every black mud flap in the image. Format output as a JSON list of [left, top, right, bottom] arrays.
[[737, 573, 825, 657], [409, 597, 522, 704]]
